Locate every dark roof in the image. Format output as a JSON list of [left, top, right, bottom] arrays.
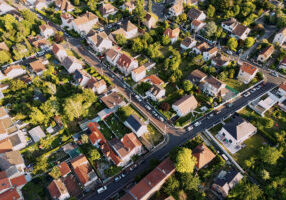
[[125, 115, 144, 132], [73, 69, 83, 81], [214, 170, 240, 187], [8, 134, 21, 146]]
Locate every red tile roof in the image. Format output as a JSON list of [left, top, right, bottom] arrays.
[[142, 75, 164, 86], [88, 122, 107, 145], [192, 144, 216, 169], [279, 82, 286, 92], [48, 179, 68, 199], [10, 175, 27, 187], [240, 63, 257, 75], [70, 155, 92, 185], [58, 162, 71, 177], [0, 188, 20, 200], [0, 171, 11, 192], [117, 54, 133, 68], [164, 28, 180, 39], [121, 132, 142, 150]]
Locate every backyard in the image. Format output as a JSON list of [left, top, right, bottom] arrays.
[[105, 114, 130, 138]]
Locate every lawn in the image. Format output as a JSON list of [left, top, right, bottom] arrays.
[[105, 114, 130, 138], [98, 121, 114, 140], [233, 134, 267, 167], [209, 123, 223, 135], [225, 78, 248, 92], [143, 125, 164, 146], [117, 105, 146, 121]]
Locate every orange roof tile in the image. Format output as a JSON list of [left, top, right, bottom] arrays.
[[280, 82, 286, 92], [121, 133, 142, 150], [192, 144, 216, 169], [48, 179, 68, 199], [164, 28, 180, 39], [240, 63, 257, 75], [0, 171, 11, 192], [132, 66, 146, 74], [10, 175, 27, 187], [58, 162, 71, 177], [0, 138, 13, 153], [0, 188, 20, 200], [3, 65, 23, 76], [142, 75, 164, 86]]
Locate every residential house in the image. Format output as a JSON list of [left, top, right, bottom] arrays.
[[48, 179, 70, 200], [61, 56, 83, 73], [273, 28, 286, 46], [142, 75, 164, 86], [124, 115, 147, 137], [39, 24, 55, 38], [146, 85, 166, 101], [28, 35, 49, 50], [237, 63, 258, 84], [0, 139, 12, 153], [72, 12, 98, 36], [0, 115, 18, 141], [8, 132, 28, 151], [73, 69, 91, 87], [52, 44, 67, 62], [249, 94, 277, 116], [144, 13, 157, 29], [191, 19, 206, 32], [109, 132, 143, 166], [87, 31, 112, 54], [279, 99, 286, 112], [221, 18, 239, 33], [28, 126, 46, 143], [120, 158, 175, 200], [257, 45, 274, 62], [58, 162, 71, 178], [105, 48, 121, 66], [29, 59, 48, 76], [0, 2, 15, 15], [279, 57, 286, 70], [212, 170, 243, 197], [211, 53, 230, 67], [0, 151, 26, 176], [70, 154, 98, 190], [218, 115, 257, 145], [202, 76, 226, 96], [131, 65, 146, 82], [121, 0, 136, 13], [203, 47, 218, 61], [163, 28, 180, 44], [172, 95, 198, 117], [192, 144, 216, 169], [116, 53, 138, 76], [89, 123, 106, 147], [34, 0, 48, 10], [86, 78, 107, 94], [187, 8, 206, 21], [3, 65, 26, 79], [221, 18, 250, 40], [189, 69, 207, 84], [101, 92, 126, 110], [278, 82, 286, 97], [55, 0, 74, 12], [60, 12, 74, 30], [192, 42, 210, 55], [122, 21, 138, 39], [180, 37, 197, 50], [168, 1, 184, 17], [0, 188, 21, 200], [100, 3, 118, 18]]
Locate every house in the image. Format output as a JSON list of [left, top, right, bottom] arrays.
[[124, 115, 147, 137], [192, 42, 210, 54], [0, 188, 21, 200], [121, 0, 136, 13], [202, 76, 226, 96], [168, 1, 184, 17], [34, 0, 48, 10], [279, 99, 286, 112], [60, 12, 74, 30], [87, 31, 112, 53], [3, 65, 26, 79], [163, 28, 180, 44], [191, 19, 206, 32], [211, 53, 230, 67], [8, 132, 28, 151], [189, 69, 207, 84], [109, 132, 142, 166], [73, 69, 91, 87], [0, 151, 26, 174], [142, 75, 164, 86], [278, 82, 286, 97], [172, 95, 198, 117], [131, 66, 146, 82], [120, 158, 175, 200], [0, 138, 13, 153], [221, 18, 250, 40], [29, 59, 48, 76], [105, 48, 121, 66], [28, 126, 46, 143], [192, 144, 216, 169], [48, 179, 70, 200], [187, 8, 206, 21], [257, 45, 274, 62], [122, 21, 138, 39], [0, 42, 9, 51], [86, 78, 107, 94], [212, 170, 243, 197], [55, 0, 74, 12], [100, 3, 118, 18], [146, 85, 166, 101], [39, 24, 55, 38], [61, 56, 83, 73], [180, 37, 197, 50], [101, 92, 126, 109], [273, 28, 286, 46], [58, 162, 71, 177], [0, 2, 15, 15], [52, 44, 67, 62], [72, 12, 98, 36], [70, 154, 98, 189], [218, 115, 257, 145], [203, 47, 218, 61], [28, 35, 49, 50], [116, 53, 138, 76], [89, 123, 106, 147], [237, 63, 258, 84], [0, 116, 18, 141], [144, 13, 157, 29], [279, 57, 286, 70]]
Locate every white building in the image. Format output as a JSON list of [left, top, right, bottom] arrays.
[[202, 76, 226, 96], [164, 28, 180, 44], [3, 65, 26, 79], [100, 3, 118, 18], [72, 12, 98, 36], [237, 63, 258, 84], [105, 48, 121, 66], [146, 85, 166, 101], [52, 43, 67, 62], [131, 66, 146, 82], [273, 28, 286, 46], [48, 179, 70, 200], [61, 56, 83, 74], [180, 37, 197, 50], [116, 54, 138, 76], [0, 2, 15, 15], [203, 47, 218, 61], [39, 24, 55, 38], [60, 12, 74, 30], [87, 31, 112, 54], [124, 115, 148, 137]]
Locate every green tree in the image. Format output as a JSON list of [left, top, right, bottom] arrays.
[[227, 37, 238, 51], [9, 79, 27, 92], [81, 134, 89, 144], [132, 38, 144, 53], [162, 35, 171, 45], [203, 21, 217, 38], [87, 0, 97, 11], [245, 37, 255, 48], [183, 80, 193, 92], [134, 0, 146, 24], [163, 176, 180, 195], [264, 117, 274, 128], [173, 147, 197, 173], [148, 0, 152, 12], [180, 173, 201, 191], [115, 34, 127, 46], [179, 13, 187, 22], [260, 169, 270, 180], [29, 107, 46, 125], [74, 0, 80, 5], [89, 149, 101, 161], [207, 5, 216, 17], [0, 50, 11, 65], [259, 146, 283, 165], [49, 166, 61, 179], [229, 182, 263, 200]]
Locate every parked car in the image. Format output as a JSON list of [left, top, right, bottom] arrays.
[[114, 176, 121, 182], [243, 92, 251, 97], [97, 186, 107, 194], [187, 126, 193, 131], [194, 121, 201, 127]]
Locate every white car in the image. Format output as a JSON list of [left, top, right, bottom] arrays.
[[194, 121, 201, 127], [243, 92, 251, 97], [97, 186, 107, 194], [187, 126, 193, 131]]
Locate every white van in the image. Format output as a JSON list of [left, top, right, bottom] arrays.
[[97, 186, 107, 194]]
